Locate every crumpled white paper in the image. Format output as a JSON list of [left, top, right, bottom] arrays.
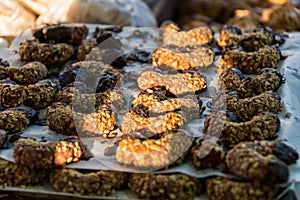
[[36, 0, 157, 27]]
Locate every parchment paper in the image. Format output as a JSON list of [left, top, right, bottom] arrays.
[[0, 25, 300, 199]]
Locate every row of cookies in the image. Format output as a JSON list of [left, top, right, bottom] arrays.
[[197, 22, 299, 199]]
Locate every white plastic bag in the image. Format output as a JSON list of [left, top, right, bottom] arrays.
[[16, 0, 53, 15], [37, 0, 157, 27], [0, 0, 36, 37]]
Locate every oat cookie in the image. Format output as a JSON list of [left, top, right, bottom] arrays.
[[212, 91, 282, 121], [13, 136, 86, 168], [6, 62, 48, 84], [220, 45, 281, 74], [132, 87, 202, 120], [19, 39, 74, 65], [121, 108, 186, 136], [161, 22, 214, 47], [218, 67, 284, 98], [203, 112, 280, 148], [33, 25, 88, 44], [225, 140, 297, 183], [0, 158, 49, 187], [153, 46, 214, 70], [138, 70, 207, 96], [129, 173, 203, 200], [217, 25, 278, 51], [206, 176, 277, 200], [116, 130, 192, 169], [191, 136, 227, 169], [46, 102, 77, 135], [50, 168, 128, 196]]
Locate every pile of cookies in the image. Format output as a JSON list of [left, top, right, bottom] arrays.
[[0, 23, 299, 200]]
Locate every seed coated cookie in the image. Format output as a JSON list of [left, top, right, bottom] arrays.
[[121, 108, 186, 136], [218, 67, 285, 98], [226, 141, 291, 183], [217, 25, 277, 51], [153, 46, 215, 71], [129, 173, 203, 200], [138, 70, 207, 96], [0, 158, 49, 187], [116, 130, 192, 169], [191, 136, 227, 169], [13, 136, 86, 169], [206, 176, 277, 200], [220, 45, 281, 74], [203, 112, 280, 148], [161, 22, 214, 47], [212, 91, 282, 122], [19, 39, 74, 65], [50, 168, 128, 196], [33, 25, 88, 44]]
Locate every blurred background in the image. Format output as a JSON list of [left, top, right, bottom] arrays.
[[1, 0, 300, 38]]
